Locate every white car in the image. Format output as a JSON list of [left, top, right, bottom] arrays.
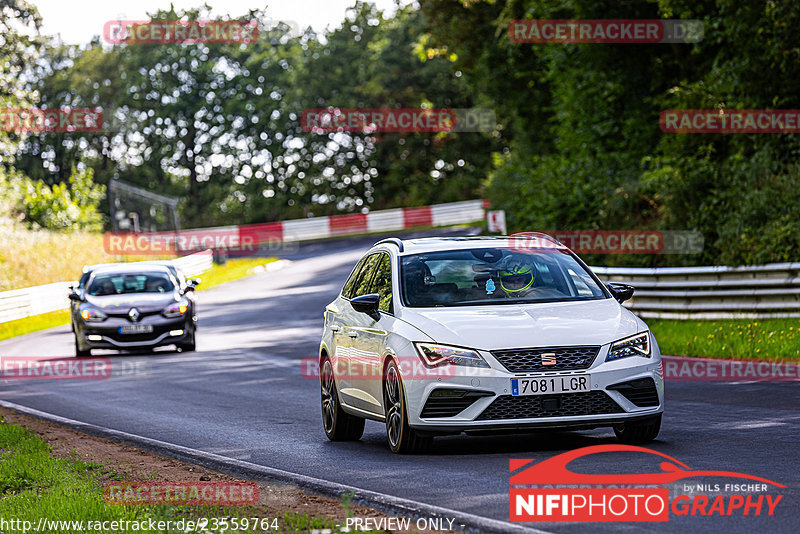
[[318, 235, 663, 453]]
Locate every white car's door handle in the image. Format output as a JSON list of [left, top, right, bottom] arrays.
[[330, 325, 341, 333], [348, 331, 359, 339]]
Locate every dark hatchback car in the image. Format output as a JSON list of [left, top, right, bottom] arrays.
[[69, 264, 198, 356]]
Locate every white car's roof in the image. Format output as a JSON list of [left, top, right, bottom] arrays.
[[374, 234, 569, 255]]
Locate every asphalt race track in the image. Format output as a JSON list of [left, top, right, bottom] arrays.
[[1, 232, 798, 533]]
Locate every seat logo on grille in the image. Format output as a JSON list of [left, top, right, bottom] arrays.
[[540, 353, 557, 366]]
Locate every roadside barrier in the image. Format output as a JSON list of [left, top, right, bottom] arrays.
[[104, 200, 488, 254], [593, 263, 800, 319]]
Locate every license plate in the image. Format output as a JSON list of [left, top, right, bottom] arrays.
[[118, 325, 153, 334], [511, 375, 591, 396]]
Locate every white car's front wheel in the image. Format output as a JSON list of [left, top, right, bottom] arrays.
[[383, 360, 432, 454]]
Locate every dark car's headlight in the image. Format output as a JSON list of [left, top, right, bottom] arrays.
[[162, 300, 189, 318], [80, 308, 107, 322], [606, 332, 651, 362], [414, 343, 489, 368]]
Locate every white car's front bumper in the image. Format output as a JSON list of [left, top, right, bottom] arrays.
[[403, 346, 663, 433]]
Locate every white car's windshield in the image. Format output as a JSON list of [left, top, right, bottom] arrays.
[[400, 248, 607, 307]]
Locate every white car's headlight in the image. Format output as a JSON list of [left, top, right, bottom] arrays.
[[414, 343, 490, 368], [162, 300, 189, 318], [80, 308, 107, 322], [606, 332, 651, 362]]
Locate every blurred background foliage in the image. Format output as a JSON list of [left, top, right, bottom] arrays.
[[2, 0, 800, 266]]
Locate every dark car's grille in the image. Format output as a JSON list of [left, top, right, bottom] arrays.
[[106, 332, 163, 342], [476, 391, 623, 421], [105, 310, 163, 319], [490, 346, 600, 373], [93, 324, 172, 343], [420, 389, 494, 418], [607, 378, 660, 407]]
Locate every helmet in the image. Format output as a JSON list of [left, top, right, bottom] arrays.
[[498, 257, 535, 295]]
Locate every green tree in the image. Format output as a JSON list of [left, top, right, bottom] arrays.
[[14, 2, 498, 228], [20, 166, 105, 231], [423, 0, 800, 266], [0, 0, 42, 207]]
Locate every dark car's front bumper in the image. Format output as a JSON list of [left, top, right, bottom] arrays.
[[77, 315, 194, 350]]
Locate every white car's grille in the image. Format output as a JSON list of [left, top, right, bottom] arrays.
[[491, 346, 600, 372]]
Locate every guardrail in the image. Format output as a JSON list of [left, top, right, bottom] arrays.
[[592, 263, 800, 319], [171, 250, 213, 278], [0, 250, 213, 324], [0, 282, 75, 324]]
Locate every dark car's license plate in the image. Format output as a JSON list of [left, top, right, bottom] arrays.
[[119, 325, 154, 334]]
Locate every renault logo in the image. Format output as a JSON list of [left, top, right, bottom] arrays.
[[540, 353, 557, 366], [128, 308, 140, 322]]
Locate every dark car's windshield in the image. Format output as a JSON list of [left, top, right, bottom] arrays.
[[88, 272, 175, 296], [401, 248, 607, 307]]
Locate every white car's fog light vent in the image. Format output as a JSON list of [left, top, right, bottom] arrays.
[[420, 389, 494, 418], [607, 378, 659, 407]]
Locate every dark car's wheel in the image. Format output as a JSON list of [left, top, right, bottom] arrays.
[[320, 357, 364, 441], [614, 414, 661, 443], [383, 360, 432, 454], [75, 336, 91, 357], [178, 330, 196, 352]]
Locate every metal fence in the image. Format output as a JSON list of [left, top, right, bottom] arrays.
[[0, 250, 213, 324], [592, 263, 800, 320]]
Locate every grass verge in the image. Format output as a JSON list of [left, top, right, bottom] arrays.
[[649, 318, 800, 361], [0, 226, 172, 292], [0, 414, 386, 533], [0, 309, 71, 344], [0, 258, 278, 343], [195, 257, 278, 291], [0, 417, 146, 531]]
